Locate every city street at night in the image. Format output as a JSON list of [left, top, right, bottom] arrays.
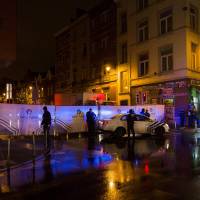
[[0, 0, 200, 199], [0, 130, 200, 199]]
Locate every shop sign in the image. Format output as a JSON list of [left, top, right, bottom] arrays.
[[175, 81, 187, 88]]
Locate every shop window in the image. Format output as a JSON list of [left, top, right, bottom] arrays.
[[138, 20, 148, 42], [190, 5, 198, 31], [191, 43, 198, 71], [160, 46, 173, 72], [160, 9, 173, 35], [138, 53, 149, 77]]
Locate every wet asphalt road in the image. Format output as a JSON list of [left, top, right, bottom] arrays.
[[1, 130, 200, 200]]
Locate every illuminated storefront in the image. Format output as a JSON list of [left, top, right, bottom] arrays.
[[131, 79, 200, 127]]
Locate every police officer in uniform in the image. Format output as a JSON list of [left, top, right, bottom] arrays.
[[126, 109, 136, 139]]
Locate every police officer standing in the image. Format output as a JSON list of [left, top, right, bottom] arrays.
[[41, 106, 51, 150], [86, 108, 96, 134], [126, 109, 136, 139], [86, 108, 97, 150]]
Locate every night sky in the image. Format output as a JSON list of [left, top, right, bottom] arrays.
[[17, 0, 101, 79]]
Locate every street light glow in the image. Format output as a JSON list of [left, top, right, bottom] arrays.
[[105, 65, 111, 72]]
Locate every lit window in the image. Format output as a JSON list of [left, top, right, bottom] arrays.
[[142, 92, 148, 104], [190, 6, 198, 31], [160, 46, 173, 72], [138, 20, 148, 42], [160, 9, 173, 34], [191, 43, 198, 70], [120, 71, 128, 93], [138, 53, 149, 77]]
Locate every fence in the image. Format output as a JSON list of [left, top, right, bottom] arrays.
[[0, 103, 165, 135]]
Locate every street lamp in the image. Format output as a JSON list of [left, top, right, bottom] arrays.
[[29, 86, 33, 90], [105, 65, 111, 72]]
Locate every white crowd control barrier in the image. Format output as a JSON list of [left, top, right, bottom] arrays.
[[0, 104, 165, 135]]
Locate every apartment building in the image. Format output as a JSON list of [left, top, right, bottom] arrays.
[[55, 0, 117, 105], [87, 0, 117, 103], [117, 0, 200, 125], [55, 11, 90, 105]]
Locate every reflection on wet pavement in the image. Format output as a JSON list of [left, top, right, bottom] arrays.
[[0, 132, 200, 199]]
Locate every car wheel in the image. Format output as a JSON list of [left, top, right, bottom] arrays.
[[155, 127, 165, 138], [113, 127, 126, 138]]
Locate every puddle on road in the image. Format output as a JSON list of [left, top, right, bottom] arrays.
[[0, 132, 199, 194]]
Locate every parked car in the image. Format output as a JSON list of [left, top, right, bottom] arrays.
[[98, 114, 169, 137]]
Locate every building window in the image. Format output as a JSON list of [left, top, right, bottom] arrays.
[[101, 11, 109, 24], [101, 37, 108, 49], [190, 5, 198, 31], [91, 43, 96, 54], [160, 46, 173, 72], [91, 19, 96, 29], [120, 42, 127, 64], [136, 92, 140, 104], [138, 53, 149, 77], [138, 20, 148, 42], [191, 43, 198, 70], [120, 71, 128, 93], [137, 0, 148, 10], [142, 92, 148, 104], [82, 43, 87, 57], [160, 9, 173, 34], [120, 12, 127, 34]]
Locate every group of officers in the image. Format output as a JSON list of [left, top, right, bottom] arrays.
[[86, 107, 150, 138], [41, 106, 151, 151]]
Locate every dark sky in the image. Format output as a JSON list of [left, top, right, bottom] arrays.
[[17, 0, 101, 78]]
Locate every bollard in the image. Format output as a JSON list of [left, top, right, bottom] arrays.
[[195, 120, 198, 129], [6, 136, 11, 167], [66, 133, 69, 141], [32, 132, 36, 158], [174, 121, 177, 129], [45, 131, 48, 149]]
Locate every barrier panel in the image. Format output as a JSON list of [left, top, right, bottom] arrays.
[[0, 104, 165, 135]]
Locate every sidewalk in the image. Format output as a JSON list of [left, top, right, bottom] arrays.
[[0, 135, 46, 169], [171, 127, 200, 134]]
